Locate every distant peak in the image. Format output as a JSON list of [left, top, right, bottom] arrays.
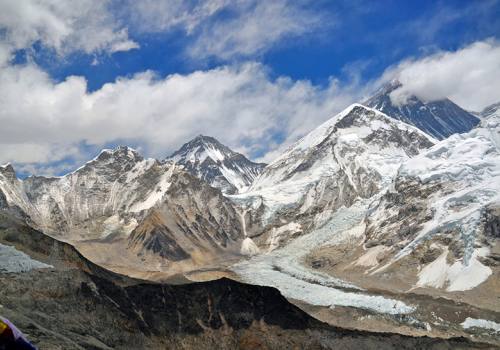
[[370, 79, 402, 98], [190, 134, 221, 146], [336, 103, 383, 121], [0, 163, 17, 181], [387, 78, 402, 89], [96, 145, 143, 162], [171, 135, 229, 157]]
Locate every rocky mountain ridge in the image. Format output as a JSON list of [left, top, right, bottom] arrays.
[[365, 80, 480, 140], [231, 103, 436, 249], [1, 98, 499, 347], [0, 146, 246, 278]]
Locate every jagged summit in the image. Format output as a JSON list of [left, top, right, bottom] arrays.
[[92, 145, 143, 164], [60, 145, 147, 180], [0, 163, 17, 182], [170, 134, 233, 163], [364, 81, 480, 139], [255, 103, 435, 181], [168, 134, 266, 194]]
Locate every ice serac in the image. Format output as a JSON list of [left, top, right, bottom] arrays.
[[233, 104, 435, 248], [0, 146, 245, 277], [365, 80, 480, 140], [364, 111, 500, 291], [168, 135, 266, 194]]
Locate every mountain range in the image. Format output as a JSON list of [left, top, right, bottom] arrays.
[[1, 87, 499, 347]]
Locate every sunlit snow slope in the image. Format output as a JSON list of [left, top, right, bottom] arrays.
[[364, 108, 500, 291], [231, 104, 435, 246]]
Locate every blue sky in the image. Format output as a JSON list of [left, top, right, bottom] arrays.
[[0, 0, 499, 176], [32, 0, 499, 90]]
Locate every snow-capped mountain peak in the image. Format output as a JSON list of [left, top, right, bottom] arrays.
[[170, 135, 231, 164], [364, 81, 480, 140], [168, 135, 266, 194], [88, 145, 143, 167], [251, 103, 435, 191], [233, 104, 435, 242]]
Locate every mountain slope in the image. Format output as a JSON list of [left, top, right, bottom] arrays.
[[168, 135, 266, 194], [0, 146, 245, 277], [359, 110, 500, 292], [232, 104, 435, 249], [365, 80, 480, 140], [479, 101, 500, 119]]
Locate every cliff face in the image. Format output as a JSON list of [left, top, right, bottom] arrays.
[[0, 212, 484, 350]]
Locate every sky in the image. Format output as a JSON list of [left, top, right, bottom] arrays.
[[0, 0, 499, 176]]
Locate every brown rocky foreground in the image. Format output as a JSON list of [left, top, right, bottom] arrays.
[[0, 213, 495, 349]]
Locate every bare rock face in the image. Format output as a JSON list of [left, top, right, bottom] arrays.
[[128, 170, 243, 265], [484, 206, 500, 240], [0, 188, 7, 209]]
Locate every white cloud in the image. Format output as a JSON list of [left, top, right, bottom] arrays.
[[381, 40, 500, 111], [0, 0, 323, 62], [0, 0, 139, 57], [126, 0, 325, 60], [126, 0, 229, 34], [0, 61, 361, 173], [187, 1, 324, 60], [0, 0, 340, 175]]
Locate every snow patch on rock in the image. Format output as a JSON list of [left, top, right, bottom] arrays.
[[0, 243, 52, 273], [416, 246, 492, 291], [461, 318, 500, 332]]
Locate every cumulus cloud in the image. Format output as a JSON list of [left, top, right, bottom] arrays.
[[0, 0, 340, 175], [381, 40, 500, 111], [0, 61, 362, 174], [0, 0, 324, 63], [0, 0, 138, 57]]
